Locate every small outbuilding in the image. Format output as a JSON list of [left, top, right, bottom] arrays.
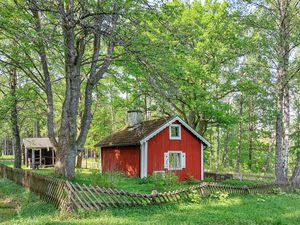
[[95, 111, 210, 181], [23, 138, 55, 168]]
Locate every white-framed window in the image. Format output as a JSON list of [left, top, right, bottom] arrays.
[[169, 124, 181, 140], [164, 151, 186, 170]]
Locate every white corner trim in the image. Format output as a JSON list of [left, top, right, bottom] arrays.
[[201, 142, 204, 180], [140, 144, 143, 178], [169, 124, 181, 140], [140, 116, 210, 147], [145, 141, 148, 177], [140, 141, 148, 178]]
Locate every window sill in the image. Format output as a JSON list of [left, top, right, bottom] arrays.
[[169, 137, 181, 140], [168, 168, 183, 171]]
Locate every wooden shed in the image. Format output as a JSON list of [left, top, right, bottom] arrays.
[[95, 111, 210, 181], [23, 138, 55, 168]]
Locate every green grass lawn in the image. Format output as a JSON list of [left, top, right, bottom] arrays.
[[1, 178, 300, 225]]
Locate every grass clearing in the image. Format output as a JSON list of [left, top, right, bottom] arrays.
[[1, 178, 300, 224]]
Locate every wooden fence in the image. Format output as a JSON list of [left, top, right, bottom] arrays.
[[0, 164, 70, 211], [204, 171, 275, 182], [65, 182, 281, 210], [0, 164, 284, 211]]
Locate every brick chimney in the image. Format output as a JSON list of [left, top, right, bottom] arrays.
[[127, 110, 142, 127]]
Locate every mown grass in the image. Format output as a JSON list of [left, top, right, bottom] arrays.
[[1, 178, 300, 225]]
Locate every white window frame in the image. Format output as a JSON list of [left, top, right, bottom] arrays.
[[169, 124, 181, 140], [167, 151, 184, 170]]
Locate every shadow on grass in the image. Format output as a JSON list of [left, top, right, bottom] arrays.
[[0, 178, 57, 224]]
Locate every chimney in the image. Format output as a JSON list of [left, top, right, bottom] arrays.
[[127, 110, 142, 127]]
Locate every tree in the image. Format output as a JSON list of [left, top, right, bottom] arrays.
[[120, 0, 245, 135], [0, 0, 156, 178]]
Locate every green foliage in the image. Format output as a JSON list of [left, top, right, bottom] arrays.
[[149, 172, 180, 192], [209, 191, 229, 201], [188, 190, 202, 204]]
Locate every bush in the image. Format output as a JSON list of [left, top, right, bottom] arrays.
[[188, 190, 202, 203], [209, 191, 229, 201], [164, 172, 179, 188], [149, 172, 179, 192]]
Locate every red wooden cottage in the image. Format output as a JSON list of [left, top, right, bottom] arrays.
[[95, 111, 210, 181]]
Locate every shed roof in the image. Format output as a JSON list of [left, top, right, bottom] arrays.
[[95, 116, 210, 147], [23, 138, 53, 149]]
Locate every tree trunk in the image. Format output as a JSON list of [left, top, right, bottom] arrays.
[[275, 89, 285, 183], [209, 130, 213, 170], [290, 99, 300, 185], [76, 150, 84, 168], [216, 126, 220, 170], [34, 120, 41, 138], [248, 96, 254, 170], [10, 68, 21, 168], [236, 97, 243, 173], [275, 0, 290, 184], [262, 142, 273, 173], [222, 128, 229, 168], [4, 135, 7, 155], [283, 84, 290, 179], [248, 123, 254, 170], [290, 153, 300, 187]]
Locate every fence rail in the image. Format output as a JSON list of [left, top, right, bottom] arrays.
[[204, 171, 275, 182], [0, 164, 286, 211]]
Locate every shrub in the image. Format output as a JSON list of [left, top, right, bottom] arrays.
[[188, 190, 202, 203], [149, 172, 179, 192], [209, 191, 229, 201], [151, 172, 166, 191]]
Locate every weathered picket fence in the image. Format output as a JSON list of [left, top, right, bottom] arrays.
[[0, 164, 282, 211], [0, 164, 69, 210], [204, 171, 275, 182], [65, 182, 280, 210]]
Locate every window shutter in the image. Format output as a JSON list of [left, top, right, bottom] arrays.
[[181, 152, 186, 168], [164, 152, 169, 169]]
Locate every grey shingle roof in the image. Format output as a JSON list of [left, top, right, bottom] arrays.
[[23, 138, 53, 149]]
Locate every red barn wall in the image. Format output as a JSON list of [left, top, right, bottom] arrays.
[[101, 146, 140, 176], [147, 121, 202, 181]]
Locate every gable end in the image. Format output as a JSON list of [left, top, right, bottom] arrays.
[[140, 116, 210, 147]]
